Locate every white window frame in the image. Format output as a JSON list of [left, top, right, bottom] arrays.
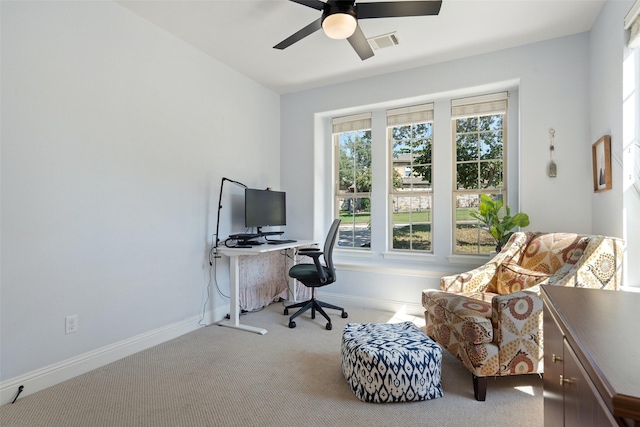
[[387, 103, 435, 253], [333, 113, 372, 251], [451, 92, 509, 255]]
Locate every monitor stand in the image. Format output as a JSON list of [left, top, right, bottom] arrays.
[[256, 227, 285, 236]]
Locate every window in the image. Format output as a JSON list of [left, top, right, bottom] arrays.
[[452, 92, 508, 254], [333, 113, 372, 249], [388, 103, 434, 252]]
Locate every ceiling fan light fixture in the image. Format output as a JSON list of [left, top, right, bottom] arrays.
[[321, 3, 357, 40], [322, 13, 357, 39]]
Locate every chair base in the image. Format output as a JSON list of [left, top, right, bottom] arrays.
[[284, 292, 347, 330]]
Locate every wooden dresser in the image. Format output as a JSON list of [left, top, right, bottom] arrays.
[[541, 286, 640, 427]]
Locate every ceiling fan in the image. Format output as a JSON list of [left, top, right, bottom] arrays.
[[273, 0, 443, 60]]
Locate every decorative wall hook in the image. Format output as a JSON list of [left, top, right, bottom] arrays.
[[548, 128, 557, 178]]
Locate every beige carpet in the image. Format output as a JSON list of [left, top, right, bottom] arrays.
[[0, 303, 542, 427]]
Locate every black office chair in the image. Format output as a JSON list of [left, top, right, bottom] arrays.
[[284, 219, 348, 330]]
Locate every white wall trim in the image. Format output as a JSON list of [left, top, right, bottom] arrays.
[[316, 290, 424, 316], [0, 294, 421, 405], [0, 305, 229, 406], [335, 262, 457, 278]]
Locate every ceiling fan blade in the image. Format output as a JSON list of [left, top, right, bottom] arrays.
[[347, 25, 374, 61], [273, 18, 323, 50], [356, 1, 442, 19], [289, 0, 325, 11]]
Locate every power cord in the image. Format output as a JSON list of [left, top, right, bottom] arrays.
[[198, 236, 230, 327]]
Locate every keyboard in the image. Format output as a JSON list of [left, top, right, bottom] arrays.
[[267, 239, 297, 244]]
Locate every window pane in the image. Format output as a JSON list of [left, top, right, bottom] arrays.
[[411, 166, 431, 190], [456, 134, 478, 161], [352, 168, 371, 193], [337, 197, 371, 248], [488, 114, 503, 130], [338, 168, 354, 193], [338, 134, 355, 160], [457, 162, 478, 189], [480, 161, 503, 189], [392, 140, 411, 159], [392, 195, 432, 251], [412, 138, 432, 164], [454, 194, 502, 254], [456, 117, 477, 133], [413, 122, 432, 139], [338, 130, 371, 195], [455, 223, 494, 253], [392, 125, 411, 140], [479, 131, 503, 160]]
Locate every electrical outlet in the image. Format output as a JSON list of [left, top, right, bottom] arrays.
[[65, 315, 78, 334]]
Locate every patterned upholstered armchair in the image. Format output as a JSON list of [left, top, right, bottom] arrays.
[[422, 232, 625, 401]]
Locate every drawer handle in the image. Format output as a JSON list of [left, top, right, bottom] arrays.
[[560, 375, 572, 386], [552, 354, 563, 363]]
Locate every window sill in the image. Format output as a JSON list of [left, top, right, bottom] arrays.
[[333, 250, 472, 278]]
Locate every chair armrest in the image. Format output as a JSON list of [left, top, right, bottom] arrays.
[[297, 249, 328, 283], [298, 248, 321, 253]]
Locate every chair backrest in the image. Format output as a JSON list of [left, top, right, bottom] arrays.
[[323, 219, 341, 280]]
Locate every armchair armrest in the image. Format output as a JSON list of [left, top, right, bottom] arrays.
[[424, 291, 494, 344], [442, 232, 533, 293], [490, 286, 544, 358]]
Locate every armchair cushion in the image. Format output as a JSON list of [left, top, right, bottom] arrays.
[[495, 263, 550, 294], [520, 233, 588, 274]]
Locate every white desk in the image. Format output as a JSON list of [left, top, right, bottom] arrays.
[[217, 240, 316, 335]]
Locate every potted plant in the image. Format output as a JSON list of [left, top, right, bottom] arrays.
[[470, 194, 530, 252]]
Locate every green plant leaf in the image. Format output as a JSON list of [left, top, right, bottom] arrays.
[[471, 194, 530, 251]]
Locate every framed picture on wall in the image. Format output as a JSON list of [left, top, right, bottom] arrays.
[[592, 135, 612, 192]]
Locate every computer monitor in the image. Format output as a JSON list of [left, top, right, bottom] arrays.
[[244, 188, 286, 233]]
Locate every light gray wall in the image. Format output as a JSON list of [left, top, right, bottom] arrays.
[[281, 33, 594, 309], [589, 0, 638, 286], [1, 1, 280, 382]]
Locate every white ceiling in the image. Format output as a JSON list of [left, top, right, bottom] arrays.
[[116, 0, 606, 94]]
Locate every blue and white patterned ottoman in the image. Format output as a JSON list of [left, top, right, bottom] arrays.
[[341, 321, 443, 403]]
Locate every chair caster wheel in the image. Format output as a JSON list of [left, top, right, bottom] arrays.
[[288, 321, 296, 328], [326, 323, 332, 330], [341, 312, 348, 318], [284, 308, 289, 315]]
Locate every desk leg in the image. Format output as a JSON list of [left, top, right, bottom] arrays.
[[287, 247, 298, 302], [218, 255, 268, 335]]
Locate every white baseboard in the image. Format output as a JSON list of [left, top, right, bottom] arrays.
[[316, 291, 424, 317], [1, 296, 424, 406], [0, 305, 229, 406]]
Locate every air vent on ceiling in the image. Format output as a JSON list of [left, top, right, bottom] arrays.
[[368, 32, 399, 50]]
